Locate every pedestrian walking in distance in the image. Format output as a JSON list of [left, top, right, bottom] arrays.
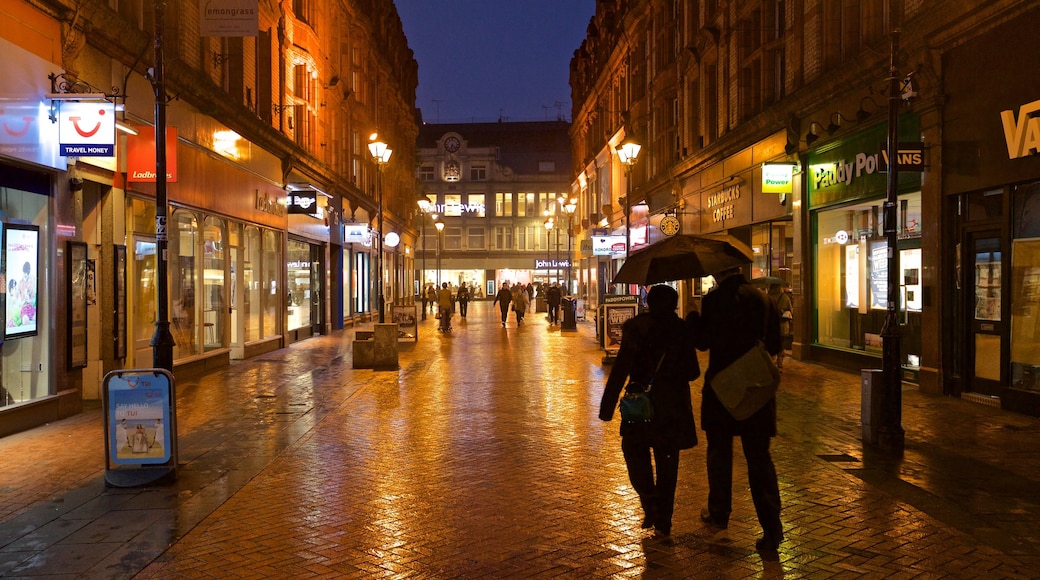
[[599, 285, 700, 537], [512, 284, 530, 325], [546, 282, 562, 325], [689, 265, 784, 554], [493, 282, 512, 327], [457, 282, 470, 318], [437, 282, 454, 333]]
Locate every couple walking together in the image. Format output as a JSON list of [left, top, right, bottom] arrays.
[[599, 268, 783, 554]]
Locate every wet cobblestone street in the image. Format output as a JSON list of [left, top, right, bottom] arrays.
[[2, 301, 1039, 578]]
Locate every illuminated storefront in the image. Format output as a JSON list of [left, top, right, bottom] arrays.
[[807, 118, 923, 374]]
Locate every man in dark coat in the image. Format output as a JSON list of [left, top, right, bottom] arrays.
[[600, 285, 700, 536], [492, 282, 513, 327], [546, 283, 562, 325], [690, 266, 783, 553]]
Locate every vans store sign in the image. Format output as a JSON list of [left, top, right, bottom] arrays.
[[1002, 98, 1040, 159]]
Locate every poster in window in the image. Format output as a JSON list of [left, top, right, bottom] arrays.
[[4, 224, 40, 339], [68, 241, 88, 368], [869, 241, 888, 310]]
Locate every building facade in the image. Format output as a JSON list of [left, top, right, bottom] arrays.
[[570, 0, 1040, 416], [415, 122, 574, 300], [0, 0, 418, 437]]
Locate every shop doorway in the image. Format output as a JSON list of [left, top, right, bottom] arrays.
[[965, 231, 1005, 397], [131, 235, 157, 366]]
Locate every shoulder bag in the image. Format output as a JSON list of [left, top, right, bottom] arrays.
[[619, 352, 666, 423], [710, 303, 781, 420]]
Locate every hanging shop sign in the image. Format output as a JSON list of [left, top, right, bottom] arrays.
[[761, 163, 796, 194], [288, 189, 318, 215], [878, 142, 925, 172], [57, 101, 115, 157], [343, 224, 372, 245], [199, 0, 259, 37]]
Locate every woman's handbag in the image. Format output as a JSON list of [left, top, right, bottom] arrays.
[[619, 353, 666, 423], [710, 341, 780, 420]]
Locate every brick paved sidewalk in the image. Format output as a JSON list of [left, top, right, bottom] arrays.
[[1, 301, 1039, 578]]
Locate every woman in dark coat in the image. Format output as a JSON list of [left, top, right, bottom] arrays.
[[690, 266, 783, 553], [492, 282, 513, 327], [599, 285, 700, 536]]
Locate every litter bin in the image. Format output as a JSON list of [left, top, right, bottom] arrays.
[[861, 369, 883, 445], [561, 297, 577, 331]]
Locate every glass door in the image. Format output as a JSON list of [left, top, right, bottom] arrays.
[[968, 232, 1004, 396], [132, 236, 157, 367]]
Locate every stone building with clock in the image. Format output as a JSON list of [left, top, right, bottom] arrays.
[[415, 121, 574, 299]]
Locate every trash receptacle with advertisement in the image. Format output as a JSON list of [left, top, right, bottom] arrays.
[[601, 295, 640, 361]]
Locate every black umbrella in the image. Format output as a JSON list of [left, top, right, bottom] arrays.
[[611, 234, 755, 285], [751, 276, 786, 288]]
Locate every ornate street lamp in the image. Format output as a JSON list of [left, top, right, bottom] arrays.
[[368, 136, 392, 323], [616, 138, 641, 259], [544, 217, 554, 284], [417, 194, 432, 320], [434, 220, 445, 286], [564, 197, 577, 295]]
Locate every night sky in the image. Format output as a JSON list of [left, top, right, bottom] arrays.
[[394, 0, 596, 124]]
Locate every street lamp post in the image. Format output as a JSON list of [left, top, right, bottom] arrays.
[[615, 138, 641, 260], [434, 221, 445, 286], [149, 0, 175, 372], [564, 197, 577, 295], [544, 217, 553, 284], [879, 7, 906, 452], [368, 136, 393, 323], [417, 196, 431, 320]]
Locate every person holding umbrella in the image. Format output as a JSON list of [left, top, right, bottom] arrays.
[[689, 265, 784, 555], [599, 285, 700, 537]]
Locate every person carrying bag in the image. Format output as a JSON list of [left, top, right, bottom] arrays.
[[599, 285, 700, 537], [689, 265, 784, 554]]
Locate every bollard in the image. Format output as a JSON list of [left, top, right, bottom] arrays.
[[861, 369, 883, 445]]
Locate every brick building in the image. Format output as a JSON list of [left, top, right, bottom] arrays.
[[0, 0, 417, 436], [570, 0, 1040, 415]]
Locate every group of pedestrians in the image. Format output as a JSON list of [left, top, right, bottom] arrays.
[[599, 267, 784, 556], [492, 282, 532, 327]]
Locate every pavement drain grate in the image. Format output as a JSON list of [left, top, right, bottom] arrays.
[[817, 453, 860, 463]]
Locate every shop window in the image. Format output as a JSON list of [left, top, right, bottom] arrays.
[[171, 210, 200, 359], [202, 217, 226, 352], [287, 239, 312, 331], [263, 229, 281, 338], [0, 179, 51, 409], [244, 226, 262, 342], [1011, 184, 1040, 392], [813, 192, 922, 363]]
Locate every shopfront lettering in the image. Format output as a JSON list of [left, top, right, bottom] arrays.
[[708, 184, 739, 223], [813, 152, 882, 190], [1001, 98, 1040, 159]]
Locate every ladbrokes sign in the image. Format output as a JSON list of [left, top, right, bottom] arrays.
[[1001, 98, 1040, 159]]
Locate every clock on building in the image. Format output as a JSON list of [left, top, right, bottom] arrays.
[[660, 215, 681, 236], [444, 136, 461, 153]]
